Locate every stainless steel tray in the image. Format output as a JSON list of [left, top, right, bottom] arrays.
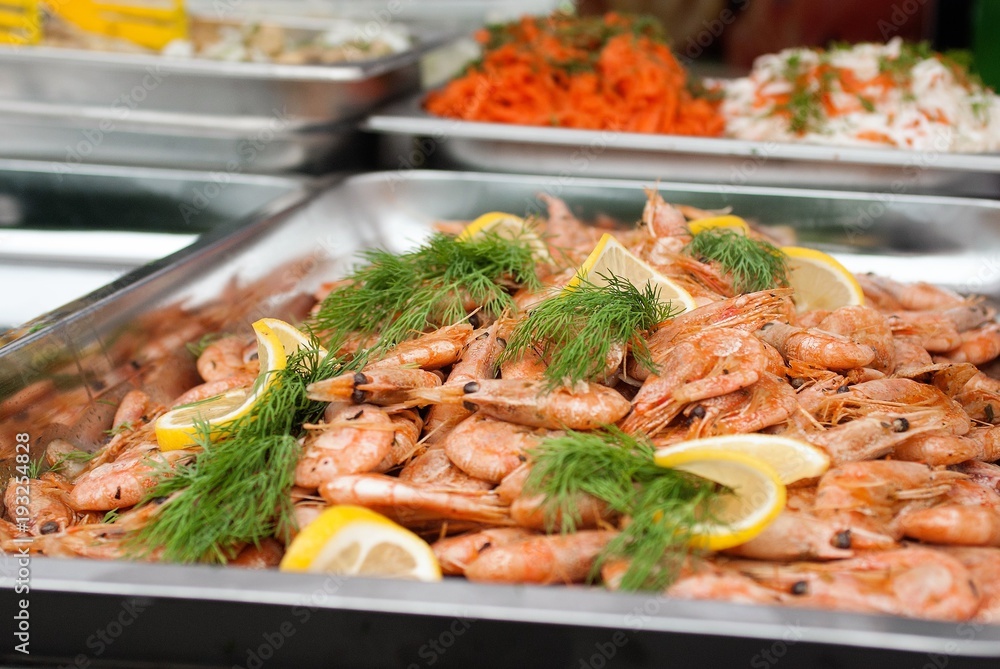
[[0, 158, 308, 336], [3, 171, 1000, 667], [0, 22, 451, 128], [0, 21, 453, 172], [365, 94, 1000, 197]]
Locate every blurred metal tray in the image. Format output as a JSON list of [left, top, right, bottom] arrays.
[[0, 158, 308, 336], [0, 20, 453, 172], [365, 95, 1000, 197], [3, 171, 1000, 668]]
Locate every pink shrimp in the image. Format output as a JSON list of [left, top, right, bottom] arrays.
[[424, 324, 503, 441], [857, 274, 966, 311], [67, 449, 190, 511], [196, 336, 257, 382], [722, 510, 854, 561], [755, 321, 876, 370], [464, 530, 616, 585], [443, 414, 552, 484], [307, 368, 442, 406], [623, 328, 789, 437], [397, 449, 494, 492], [637, 288, 795, 381], [734, 547, 980, 621], [294, 405, 395, 489], [3, 475, 75, 536], [814, 305, 895, 374], [431, 527, 536, 575], [410, 379, 630, 430], [319, 474, 513, 527], [940, 322, 1000, 365], [367, 323, 473, 370]]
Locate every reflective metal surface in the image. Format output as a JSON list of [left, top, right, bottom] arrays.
[[0, 21, 453, 172], [0, 159, 308, 333], [2, 171, 1000, 666], [366, 95, 1000, 197]]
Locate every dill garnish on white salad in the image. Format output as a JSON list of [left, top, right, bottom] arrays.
[[720, 38, 1000, 152]]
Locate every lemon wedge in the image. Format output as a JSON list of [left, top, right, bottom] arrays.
[[280, 505, 442, 581], [687, 215, 750, 235], [656, 449, 786, 551], [155, 319, 317, 451], [457, 211, 550, 262], [566, 233, 697, 312], [654, 434, 829, 485], [255, 317, 328, 369], [781, 246, 864, 313]]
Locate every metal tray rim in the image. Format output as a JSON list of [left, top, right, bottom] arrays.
[[0, 29, 454, 83], [364, 94, 1000, 171], [6, 556, 999, 657]]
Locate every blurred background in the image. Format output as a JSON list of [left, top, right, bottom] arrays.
[[211, 0, 996, 86]]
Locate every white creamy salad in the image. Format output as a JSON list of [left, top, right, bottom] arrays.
[[720, 38, 1000, 152]]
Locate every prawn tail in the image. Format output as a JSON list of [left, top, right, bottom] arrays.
[[306, 374, 356, 402], [406, 384, 466, 408]]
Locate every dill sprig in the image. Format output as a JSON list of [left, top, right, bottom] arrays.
[[132, 344, 356, 563], [683, 228, 789, 294], [524, 427, 721, 591], [312, 231, 543, 354], [499, 273, 678, 390]]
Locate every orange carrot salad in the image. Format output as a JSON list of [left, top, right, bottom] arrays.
[[425, 13, 725, 136]]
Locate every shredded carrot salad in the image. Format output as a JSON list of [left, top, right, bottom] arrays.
[[425, 13, 725, 136]]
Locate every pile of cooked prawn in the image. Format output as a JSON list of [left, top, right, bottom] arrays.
[[4, 190, 1000, 625]]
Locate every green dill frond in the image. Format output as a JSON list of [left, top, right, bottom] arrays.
[[26, 458, 44, 479], [683, 229, 789, 294], [524, 427, 721, 590], [498, 273, 678, 390], [185, 333, 221, 358], [131, 345, 359, 563], [48, 449, 96, 474], [312, 231, 544, 355], [102, 509, 120, 524], [104, 421, 133, 437]]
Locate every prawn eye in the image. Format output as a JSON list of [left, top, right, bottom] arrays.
[[891, 417, 909, 433], [351, 389, 367, 404], [690, 405, 707, 419], [463, 381, 480, 394], [497, 337, 508, 349], [353, 372, 368, 386], [833, 529, 852, 549], [790, 580, 809, 596], [468, 313, 481, 328], [39, 521, 59, 535], [463, 401, 479, 412]]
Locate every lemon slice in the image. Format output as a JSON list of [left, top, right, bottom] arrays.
[[566, 233, 697, 312], [781, 246, 864, 313], [155, 319, 318, 451], [688, 215, 750, 235], [255, 317, 329, 369], [654, 434, 829, 485], [457, 211, 550, 262], [656, 449, 786, 551], [280, 505, 442, 581]]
